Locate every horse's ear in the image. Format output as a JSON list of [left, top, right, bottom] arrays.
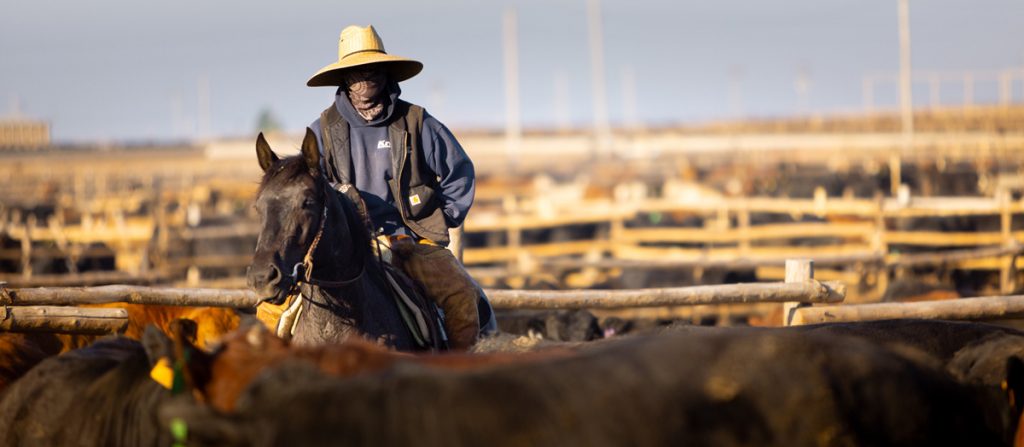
[[301, 127, 321, 175], [256, 132, 279, 173]]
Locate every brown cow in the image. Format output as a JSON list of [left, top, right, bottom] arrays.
[[51, 304, 241, 352], [149, 322, 572, 413]]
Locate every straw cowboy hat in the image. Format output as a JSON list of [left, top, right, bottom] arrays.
[[307, 25, 423, 87]]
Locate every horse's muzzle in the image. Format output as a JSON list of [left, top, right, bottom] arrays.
[[247, 263, 287, 304]]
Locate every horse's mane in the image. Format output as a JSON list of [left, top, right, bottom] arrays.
[[328, 178, 376, 267]]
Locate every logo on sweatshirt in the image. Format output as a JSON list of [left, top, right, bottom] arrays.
[[377, 140, 391, 149]]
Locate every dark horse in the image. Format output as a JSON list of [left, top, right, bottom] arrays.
[[247, 129, 441, 351]]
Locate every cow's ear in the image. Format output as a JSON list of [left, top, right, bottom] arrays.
[[301, 127, 321, 175], [256, 132, 279, 173], [169, 319, 213, 393], [142, 325, 173, 368], [171, 319, 199, 346]]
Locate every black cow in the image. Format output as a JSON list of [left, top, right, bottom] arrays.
[[0, 326, 193, 446], [495, 309, 604, 342], [790, 319, 1024, 365], [499, 318, 1024, 381], [160, 328, 1023, 447]]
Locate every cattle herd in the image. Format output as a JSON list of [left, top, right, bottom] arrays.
[[0, 305, 1020, 446]]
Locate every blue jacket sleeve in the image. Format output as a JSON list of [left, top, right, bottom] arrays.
[[420, 112, 475, 228]]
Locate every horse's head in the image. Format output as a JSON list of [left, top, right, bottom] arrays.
[[247, 128, 325, 304]]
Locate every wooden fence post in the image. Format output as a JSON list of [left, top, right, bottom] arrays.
[[1000, 188, 1016, 294], [610, 213, 625, 255], [737, 203, 751, 257], [872, 196, 888, 301], [889, 152, 902, 197], [784, 258, 813, 326], [507, 221, 522, 274], [20, 215, 34, 279]]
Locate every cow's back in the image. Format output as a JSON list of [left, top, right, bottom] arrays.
[[0, 337, 170, 447]]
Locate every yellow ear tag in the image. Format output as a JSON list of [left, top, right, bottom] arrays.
[[409, 194, 421, 206], [150, 357, 174, 390]]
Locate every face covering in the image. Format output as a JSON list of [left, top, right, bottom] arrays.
[[343, 68, 388, 121]]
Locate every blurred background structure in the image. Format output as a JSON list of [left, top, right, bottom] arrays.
[[3, 0, 1024, 326]]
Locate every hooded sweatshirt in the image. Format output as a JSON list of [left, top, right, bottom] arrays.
[[310, 83, 475, 238]]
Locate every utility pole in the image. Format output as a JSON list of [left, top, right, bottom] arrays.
[[862, 75, 875, 114], [502, 7, 521, 167], [621, 66, 640, 131], [197, 75, 211, 140], [728, 66, 745, 119], [963, 73, 974, 108], [894, 0, 913, 196], [553, 69, 571, 133], [928, 73, 940, 109], [171, 93, 184, 138], [795, 67, 810, 115], [999, 69, 1013, 106], [587, 0, 612, 158]]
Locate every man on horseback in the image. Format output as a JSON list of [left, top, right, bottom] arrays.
[[305, 24, 492, 349]]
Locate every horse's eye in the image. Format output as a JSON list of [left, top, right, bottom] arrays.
[[303, 198, 317, 208]]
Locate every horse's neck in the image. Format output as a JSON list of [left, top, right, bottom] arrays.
[[310, 198, 363, 282]]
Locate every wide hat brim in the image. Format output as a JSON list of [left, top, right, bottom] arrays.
[[307, 52, 423, 87]]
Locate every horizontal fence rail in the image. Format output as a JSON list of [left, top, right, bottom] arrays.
[[0, 285, 262, 308], [0, 281, 842, 311], [0, 306, 128, 334], [791, 295, 1024, 325], [534, 243, 1023, 271], [0, 260, 839, 315], [486, 280, 845, 310]]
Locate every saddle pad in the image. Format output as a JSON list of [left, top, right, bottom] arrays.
[[382, 263, 434, 347]]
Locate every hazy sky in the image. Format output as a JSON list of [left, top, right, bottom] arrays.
[[2, 0, 1022, 143]]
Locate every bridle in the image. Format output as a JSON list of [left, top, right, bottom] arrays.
[[286, 184, 365, 294]]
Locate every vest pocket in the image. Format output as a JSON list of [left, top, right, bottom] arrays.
[[405, 184, 437, 219]]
